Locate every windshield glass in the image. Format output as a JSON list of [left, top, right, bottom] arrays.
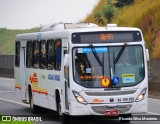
[[73, 47, 110, 88], [73, 45, 145, 88]]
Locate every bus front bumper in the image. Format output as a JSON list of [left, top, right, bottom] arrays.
[[69, 98, 147, 116]]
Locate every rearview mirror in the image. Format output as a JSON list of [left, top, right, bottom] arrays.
[[146, 49, 150, 61], [64, 54, 69, 66]]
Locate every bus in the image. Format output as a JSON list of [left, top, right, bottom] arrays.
[[15, 23, 149, 122]]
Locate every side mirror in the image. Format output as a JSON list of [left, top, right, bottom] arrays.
[[62, 39, 69, 50], [146, 49, 150, 61], [64, 54, 69, 66]]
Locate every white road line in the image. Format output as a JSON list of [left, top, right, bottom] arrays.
[[149, 98, 160, 101], [0, 97, 29, 107], [1, 84, 12, 86], [0, 77, 15, 80], [147, 112, 160, 115], [0, 91, 15, 93]]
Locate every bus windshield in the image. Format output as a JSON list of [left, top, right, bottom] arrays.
[[73, 45, 145, 88]]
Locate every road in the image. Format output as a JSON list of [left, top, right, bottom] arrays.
[[0, 77, 160, 124]]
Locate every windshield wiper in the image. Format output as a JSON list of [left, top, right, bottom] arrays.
[[89, 44, 103, 67], [114, 43, 127, 64], [89, 44, 105, 77]]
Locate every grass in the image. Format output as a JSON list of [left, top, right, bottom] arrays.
[[0, 114, 36, 124], [0, 122, 34, 124], [0, 28, 39, 55]]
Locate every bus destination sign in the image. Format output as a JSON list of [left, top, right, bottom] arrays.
[[72, 31, 142, 43]]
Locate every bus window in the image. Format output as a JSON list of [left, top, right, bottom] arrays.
[[47, 40, 54, 70], [26, 41, 32, 68], [33, 41, 39, 68], [40, 40, 46, 69], [15, 42, 20, 67], [109, 45, 145, 87], [54, 39, 62, 70]]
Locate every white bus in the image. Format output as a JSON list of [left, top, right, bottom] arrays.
[[15, 23, 149, 122]]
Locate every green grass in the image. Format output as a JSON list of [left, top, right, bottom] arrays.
[[0, 28, 39, 55], [0, 122, 34, 124], [0, 114, 36, 124]]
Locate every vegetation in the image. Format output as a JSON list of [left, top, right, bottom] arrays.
[[85, 0, 108, 26], [85, 0, 160, 58], [85, 0, 134, 25], [0, 122, 33, 124], [102, 3, 117, 23], [114, 0, 134, 8], [0, 28, 39, 55]]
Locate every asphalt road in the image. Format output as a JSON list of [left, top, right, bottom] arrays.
[[0, 77, 160, 124]]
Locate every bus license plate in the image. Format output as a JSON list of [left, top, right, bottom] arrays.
[[105, 110, 119, 116]]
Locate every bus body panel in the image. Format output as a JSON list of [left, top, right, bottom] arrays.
[[15, 41, 27, 101]]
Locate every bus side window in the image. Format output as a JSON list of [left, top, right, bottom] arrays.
[[15, 41, 20, 67], [54, 39, 62, 70], [40, 40, 47, 69], [26, 41, 32, 68], [33, 41, 39, 69], [47, 40, 54, 70]]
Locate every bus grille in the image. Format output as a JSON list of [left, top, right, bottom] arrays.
[[91, 104, 132, 114], [85, 90, 136, 96]]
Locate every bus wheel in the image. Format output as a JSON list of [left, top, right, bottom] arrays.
[[56, 95, 70, 123], [29, 91, 38, 114]]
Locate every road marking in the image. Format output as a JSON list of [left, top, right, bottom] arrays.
[[0, 97, 29, 107], [0, 91, 15, 93], [149, 98, 160, 102], [147, 112, 160, 115], [1, 83, 11, 86], [0, 77, 15, 80]]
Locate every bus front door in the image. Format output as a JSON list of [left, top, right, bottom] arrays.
[[19, 46, 26, 100]]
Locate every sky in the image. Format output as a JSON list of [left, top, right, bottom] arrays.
[[0, 0, 99, 29]]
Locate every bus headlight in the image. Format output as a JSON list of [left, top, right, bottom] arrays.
[[72, 91, 87, 104], [136, 87, 147, 102]]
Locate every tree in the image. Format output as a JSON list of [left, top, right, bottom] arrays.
[[94, 11, 104, 25], [102, 4, 116, 23], [93, 0, 117, 24], [115, 0, 134, 8]]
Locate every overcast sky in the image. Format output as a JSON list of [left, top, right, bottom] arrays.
[[0, 0, 99, 29]]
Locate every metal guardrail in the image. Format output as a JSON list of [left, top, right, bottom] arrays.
[[0, 55, 160, 82], [0, 55, 14, 69], [0, 55, 14, 78], [0, 55, 159, 97]]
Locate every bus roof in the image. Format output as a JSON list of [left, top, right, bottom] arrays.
[[15, 23, 142, 41]]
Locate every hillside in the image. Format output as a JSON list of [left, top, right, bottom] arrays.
[[0, 28, 39, 55], [85, 0, 160, 58]]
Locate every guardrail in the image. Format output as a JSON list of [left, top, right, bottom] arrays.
[[0, 55, 14, 78], [0, 55, 159, 98]]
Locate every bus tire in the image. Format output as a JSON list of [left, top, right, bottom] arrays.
[[29, 89, 39, 114], [56, 93, 70, 123]]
